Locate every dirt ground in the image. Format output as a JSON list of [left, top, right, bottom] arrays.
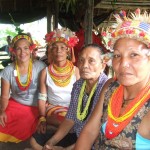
[[0, 139, 31, 150]]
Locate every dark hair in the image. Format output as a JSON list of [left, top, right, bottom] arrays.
[[7, 36, 11, 39], [80, 43, 104, 56], [45, 45, 49, 56]]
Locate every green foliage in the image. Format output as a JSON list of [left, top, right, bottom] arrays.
[[5, 29, 17, 37], [0, 26, 17, 47]]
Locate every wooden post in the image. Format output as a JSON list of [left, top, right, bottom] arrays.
[[84, 0, 94, 45], [54, 0, 59, 29], [47, 1, 52, 32]]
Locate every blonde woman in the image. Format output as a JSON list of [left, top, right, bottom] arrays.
[[0, 33, 46, 143]]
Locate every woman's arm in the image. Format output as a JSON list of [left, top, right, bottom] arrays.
[[66, 143, 75, 150], [37, 68, 47, 133], [43, 118, 75, 150], [51, 143, 75, 150], [0, 78, 10, 127], [38, 68, 47, 117], [74, 78, 113, 150]]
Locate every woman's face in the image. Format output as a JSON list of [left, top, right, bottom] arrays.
[[78, 46, 104, 81], [112, 38, 150, 86], [14, 39, 31, 63], [51, 42, 68, 63]]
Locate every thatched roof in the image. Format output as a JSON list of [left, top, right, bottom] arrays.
[[0, 0, 150, 31]]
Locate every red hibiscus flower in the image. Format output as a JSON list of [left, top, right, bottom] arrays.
[[68, 37, 79, 48], [45, 32, 55, 42], [29, 44, 37, 51], [101, 32, 107, 37], [139, 31, 145, 37]]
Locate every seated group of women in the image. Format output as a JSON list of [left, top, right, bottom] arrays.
[[0, 8, 150, 150], [0, 28, 108, 150]]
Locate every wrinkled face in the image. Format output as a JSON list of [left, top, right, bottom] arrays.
[[51, 42, 68, 63], [78, 46, 104, 80], [14, 39, 31, 63], [112, 38, 150, 86]]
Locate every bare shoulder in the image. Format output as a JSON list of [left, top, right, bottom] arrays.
[[40, 67, 47, 82], [138, 110, 150, 139], [144, 110, 150, 130], [97, 78, 114, 106], [101, 78, 114, 93], [41, 67, 47, 76]]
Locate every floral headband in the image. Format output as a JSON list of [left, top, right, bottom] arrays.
[[44, 28, 79, 48], [10, 34, 36, 52], [101, 8, 150, 51]]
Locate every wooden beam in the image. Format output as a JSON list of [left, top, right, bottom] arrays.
[[95, 0, 150, 9], [54, 0, 59, 29], [47, 1, 52, 32], [85, 0, 94, 44]]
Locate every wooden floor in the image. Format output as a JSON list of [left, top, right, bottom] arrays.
[[0, 140, 31, 150]]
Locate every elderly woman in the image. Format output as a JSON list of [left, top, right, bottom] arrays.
[[0, 33, 46, 143], [29, 28, 80, 149], [37, 28, 80, 129], [30, 44, 108, 150], [75, 9, 150, 150]]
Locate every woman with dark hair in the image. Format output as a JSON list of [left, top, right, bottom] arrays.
[[30, 43, 108, 150], [75, 8, 150, 150], [29, 28, 80, 150]]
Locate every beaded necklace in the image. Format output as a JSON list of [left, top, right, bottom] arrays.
[[106, 81, 150, 139], [48, 60, 74, 87], [77, 81, 97, 121], [15, 59, 32, 91]]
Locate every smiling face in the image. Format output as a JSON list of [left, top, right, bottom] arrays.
[[50, 42, 69, 64], [14, 39, 31, 63], [112, 38, 150, 87], [78, 46, 104, 81]]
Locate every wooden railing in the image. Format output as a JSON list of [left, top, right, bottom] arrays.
[[0, 51, 10, 71]]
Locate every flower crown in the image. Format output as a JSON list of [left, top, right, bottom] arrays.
[[45, 28, 79, 48], [10, 34, 36, 52], [101, 8, 150, 51], [12, 34, 32, 44]]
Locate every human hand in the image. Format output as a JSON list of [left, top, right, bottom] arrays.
[[37, 121, 47, 134], [0, 111, 7, 127], [52, 146, 65, 150], [43, 145, 65, 150], [42, 143, 53, 150]]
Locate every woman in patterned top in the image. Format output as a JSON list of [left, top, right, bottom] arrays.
[[35, 43, 108, 150], [75, 9, 150, 150]]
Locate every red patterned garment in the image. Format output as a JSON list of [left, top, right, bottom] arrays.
[[0, 98, 39, 143]]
